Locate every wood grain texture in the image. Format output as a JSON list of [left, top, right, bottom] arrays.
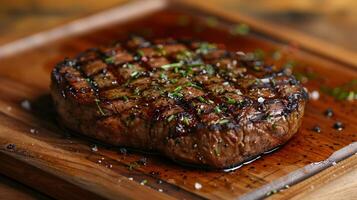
[[270, 155, 357, 200], [0, 175, 51, 200], [0, 1, 356, 199]]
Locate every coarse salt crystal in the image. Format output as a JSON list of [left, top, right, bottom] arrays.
[[257, 97, 265, 103], [261, 78, 270, 83], [310, 90, 319, 100], [158, 188, 163, 192], [194, 182, 202, 190], [128, 177, 133, 181], [30, 128, 36, 134], [21, 100, 31, 110]]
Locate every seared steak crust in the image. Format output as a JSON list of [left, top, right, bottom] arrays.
[[51, 37, 307, 169]]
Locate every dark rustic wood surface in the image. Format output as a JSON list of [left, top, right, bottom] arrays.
[[0, 3, 356, 199], [0, 0, 356, 52], [0, 0, 356, 199]]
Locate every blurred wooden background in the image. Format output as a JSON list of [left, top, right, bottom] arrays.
[[0, 0, 356, 51], [0, 0, 356, 199]]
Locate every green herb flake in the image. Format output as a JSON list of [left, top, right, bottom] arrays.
[[140, 179, 148, 185], [161, 62, 183, 70], [254, 49, 265, 60], [320, 79, 357, 101], [167, 115, 176, 122], [94, 99, 105, 116], [137, 50, 145, 57], [122, 96, 129, 102], [214, 106, 222, 113], [226, 97, 236, 104], [174, 86, 183, 92], [104, 56, 115, 64], [128, 162, 139, 171], [160, 73, 167, 80], [198, 96, 207, 103], [230, 23, 250, 36], [130, 71, 140, 78], [155, 45, 167, 56], [170, 79, 178, 84], [205, 64, 215, 75], [196, 43, 216, 54], [219, 119, 229, 125], [186, 82, 202, 90], [133, 88, 140, 96], [182, 116, 190, 126], [168, 91, 183, 99], [214, 145, 221, 156]]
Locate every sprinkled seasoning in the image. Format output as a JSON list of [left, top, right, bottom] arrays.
[[194, 182, 202, 190], [214, 106, 222, 113], [91, 144, 98, 152], [230, 23, 250, 36], [226, 97, 236, 104], [324, 108, 334, 118], [218, 119, 229, 125], [333, 122, 344, 131], [161, 62, 183, 70], [257, 97, 265, 103], [320, 79, 357, 101], [312, 125, 321, 133], [21, 100, 31, 110], [167, 115, 176, 122], [310, 90, 320, 100], [104, 56, 115, 64], [94, 99, 105, 116]]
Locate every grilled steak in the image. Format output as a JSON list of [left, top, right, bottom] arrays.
[[51, 37, 308, 169]]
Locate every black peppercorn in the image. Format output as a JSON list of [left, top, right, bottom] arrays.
[[333, 122, 344, 131]]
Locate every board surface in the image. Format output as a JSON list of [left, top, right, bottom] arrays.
[[0, 1, 356, 199]]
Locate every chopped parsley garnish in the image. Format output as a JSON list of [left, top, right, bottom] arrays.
[[196, 42, 216, 54], [94, 99, 105, 116], [226, 97, 236, 104], [214, 106, 222, 113], [321, 79, 357, 101], [218, 119, 229, 125], [182, 116, 190, 126], [133, 88, 140, 96], [161, 62, 183, 70], [198, 96, 207, 103], [230, 23, 250, 36], [176, 50, 193, 61], [137, 50, 145, 57], [186, 82, 202, 90], [205, 64, 215, 75], [253, 49, 265, 60], [214, 146, 221, 156], [140, 179, 148, 185], [168, 91, 183, 99], [104, 56, 115, 64], [160, 73, 167, 80], [130, 71, 140, 78], [170, 79, 178, 84], [122, 96, 129, 102], [155, 45, 166, 56], [174, 86, 183, 92], [167, 115, 176, 122]]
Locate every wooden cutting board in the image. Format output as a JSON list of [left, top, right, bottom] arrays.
[[0, 0, 356, 199]]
